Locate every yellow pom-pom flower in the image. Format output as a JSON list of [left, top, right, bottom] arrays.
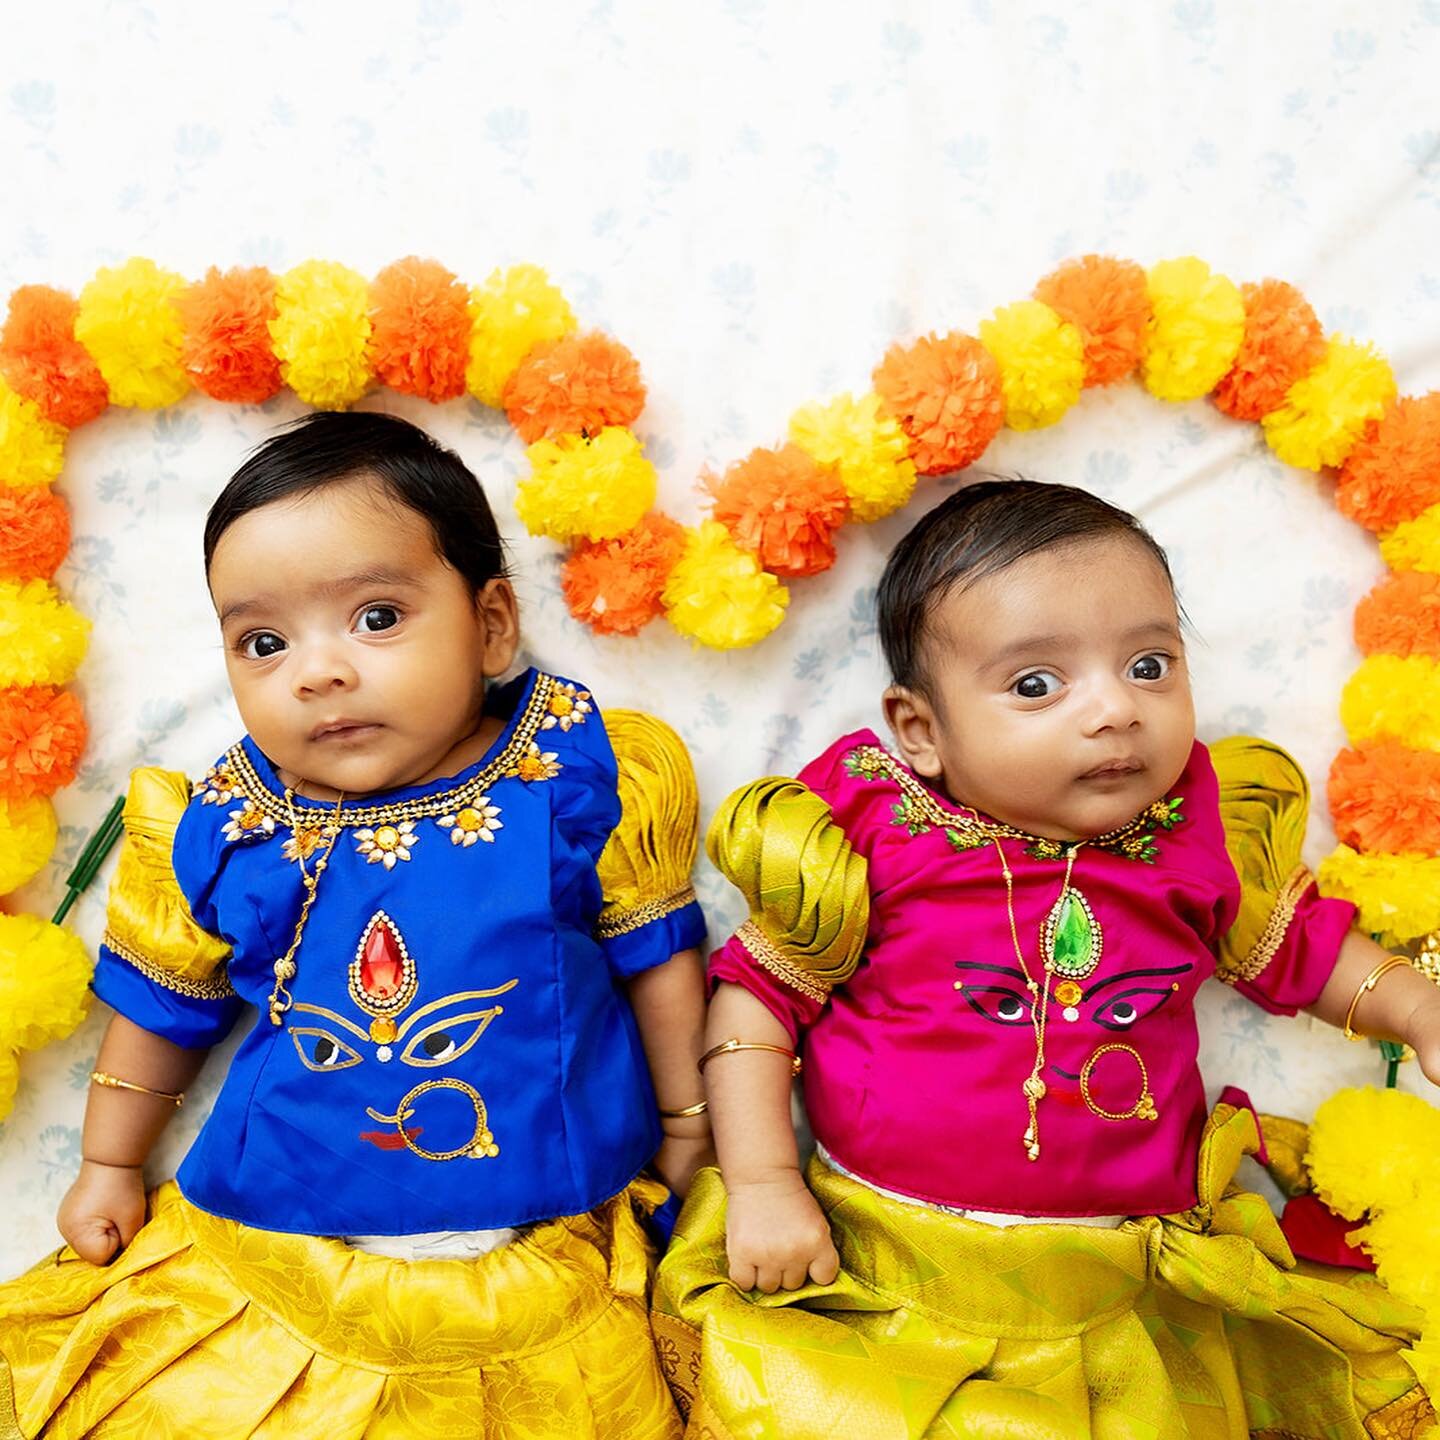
[[0, 914, 92, 1054], [515, 426, 656, 543], [1380, 502, 1440, 575], [1318, 845, 1440, 943], [0, 379, 66, 489], [0, 794, 58, 893], [662, 521, 789, 649], [787, 391, 916, 522], [270, 260, 373, 409], [1141, 257, 1245, 402], [978, 300, 1086, 430], [0, 1050, 17, 1120], [1307, 1086, 1440, 1220], [74, 257, 190, 409], [1339, 654, 1440, 749], [466, 264, 577, 409], [1262, 337, 1396, 471], [0, 578, 90, 687]]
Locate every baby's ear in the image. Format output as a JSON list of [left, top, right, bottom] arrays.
[[475, 577, 521, 674], [882, 685, 944, 779]]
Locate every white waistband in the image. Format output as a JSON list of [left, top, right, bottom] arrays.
[[343, 1226, 523, 1259]]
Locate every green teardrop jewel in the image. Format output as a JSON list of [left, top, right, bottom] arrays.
[[1042, 887, 1102, 980]]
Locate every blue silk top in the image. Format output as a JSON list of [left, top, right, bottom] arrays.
[[91, 670, 706, 1236]]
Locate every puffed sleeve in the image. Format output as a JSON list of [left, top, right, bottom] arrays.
[[91, 767, 245, 1048], [594, 710, 708, 979], [1211, 737, 1357, 1015], [705, 776, 870, 1041]]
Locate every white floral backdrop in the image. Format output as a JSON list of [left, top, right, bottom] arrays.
[[2, 0, 1438, 1268]]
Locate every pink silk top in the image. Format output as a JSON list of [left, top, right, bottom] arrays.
[[709, 734, 1355, 1218]]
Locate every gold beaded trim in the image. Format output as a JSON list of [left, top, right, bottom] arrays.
[[222, 672, 558, 829], [1216, 864, 1313, 987], [102, 930, 236, 1000], [595, 885, 697, 939], [844, 745, 1179, 859], [732, 919, 831, 1004]]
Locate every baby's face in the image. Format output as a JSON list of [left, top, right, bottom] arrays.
[[207, 476, 508, 797], [889, 535, 1195, 840]]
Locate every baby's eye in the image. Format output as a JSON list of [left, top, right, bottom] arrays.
[[241, 632, 286, 660], [1013, 671, 1061, 700], [357, 605, 400, 634], [1130, 654, 1170, 682]]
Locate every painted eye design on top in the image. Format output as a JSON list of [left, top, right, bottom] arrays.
[[1091, 986, 1175, 1032], [399, 1008, 504, 1068], [290, 1025, 363, 1072], [957, 984, 1033, 1027]]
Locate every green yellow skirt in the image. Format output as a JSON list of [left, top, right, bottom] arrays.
[[0, 1178, 683, 1440], [653, 1106, 1434, 1440]]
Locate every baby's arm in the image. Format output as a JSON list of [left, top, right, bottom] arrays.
[[1308, 930, 1440, 1084], [626, 946, 712, 1197], [706, 982, 840, 1294], [57, 1014, 209, 1264]]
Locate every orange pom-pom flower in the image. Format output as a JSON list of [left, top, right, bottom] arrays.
[[561, 513, 685, 636], [369, 257, 471, 403], [503, 331, 646, 444], [872, 332, 1004, 476], [1212, 280, 1326, 422], [0, 686, 86, 801], [1354, 570, 1440, 658], [1329, 741, 1440, 854], [1032, 255, 1149, 387], [1335, 392, 1440, 533], [175, 266, 282, 404], [705, 444, 849, 579], [0, 285, 108, 428], [0, 487, 69, 580]]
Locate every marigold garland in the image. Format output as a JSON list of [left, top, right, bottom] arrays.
[[503, 330, 646, 444], [1335, 393, 1440, 533], [465, 264, 577, 408], [0, 484, 69, 580], [787, 391, 916, 523], [1339, 654, 1440, 750], [0, 686, 86, 802], [74, 258, 190, 409], [369, 257, 471, 403], [662, 521, 789, 649], [1032, 254, 1149, 387], [1212, 280, 1326, 422], [269, 259, 373, 410], [0, 285, 109, 428], [561, 513, 685, 637], [1262, 337, 1396, 472], [1354, 571, 1440, 658], [0, 379, 66, 489], [175, 266, 282, 404], [872, 331, 1004, 475], [516, 426, 656, 543], [0, 794, 58, 895], [1317, 847, 1440, 945], [1379, 504, 1440, 575], [1141, 257, 1245, 402], [1328, 742, 1440, 854], [0, 579, 89, 687], [978, 300, 1086, 431]]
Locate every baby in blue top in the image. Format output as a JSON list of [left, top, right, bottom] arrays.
[[0, 412, 706, 1438]]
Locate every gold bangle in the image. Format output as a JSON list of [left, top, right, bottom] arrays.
[[1343, 955, 1413, 1041], [90, 1070, 185, 1107], [659, 1099, 710, 1118], [697, 1038, 802, 1076]]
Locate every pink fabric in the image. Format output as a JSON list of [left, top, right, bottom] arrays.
[[708, 734, 1355, 1218]]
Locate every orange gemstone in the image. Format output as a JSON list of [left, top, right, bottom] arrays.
[[360, 921, 405, 1001], [369, 1016, 398, 1043]]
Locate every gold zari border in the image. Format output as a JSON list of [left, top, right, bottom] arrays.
[[596, 886, 696, 939], [223, 672, 559, 829], [734, 919, 830, 1004], [103, 931, 236, 1000], [1216, 865, 1313, 987]]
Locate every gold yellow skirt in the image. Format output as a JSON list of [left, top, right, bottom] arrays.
[[653, 1106, 1434, 1440], [0, 1178, 683, 1440]]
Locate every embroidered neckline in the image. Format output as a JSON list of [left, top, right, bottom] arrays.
[[223, 671, 560, 830], [842, 743, 1186, 864]]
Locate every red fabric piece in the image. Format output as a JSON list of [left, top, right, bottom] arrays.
[[1280, 1193, 1376, 1271]]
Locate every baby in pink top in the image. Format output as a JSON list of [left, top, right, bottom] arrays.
[[701, 479, 1440, 1295]]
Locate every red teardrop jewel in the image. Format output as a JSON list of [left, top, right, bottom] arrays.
[[349, 911, 417, 1018]]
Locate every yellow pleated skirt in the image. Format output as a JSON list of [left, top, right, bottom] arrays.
[[0, 1178, 683, 1440], [653, 1106, 1434, 1440]]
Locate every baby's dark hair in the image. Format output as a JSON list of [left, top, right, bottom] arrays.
[[203, 411, 507, 593], [877, 478, 1175, 691]]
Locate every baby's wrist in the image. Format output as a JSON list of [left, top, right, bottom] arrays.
[[724, 1162, 805, 1193], [80, 1156, 145, 1173]]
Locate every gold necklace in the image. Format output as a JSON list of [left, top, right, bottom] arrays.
[[267, 786, 345, 1026], [993, 838, 1080, 1162]]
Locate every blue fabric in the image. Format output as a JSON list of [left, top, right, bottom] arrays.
[[99, 670, 702, 1236]]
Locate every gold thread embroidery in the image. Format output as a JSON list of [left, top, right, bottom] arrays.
[[1364, 1384, 1435, 1439], [102, 930, 235, 1000], [731, 918, 831, 1004], [1216, 864, 1314, 986], [1079, 1042, 1159, 1123], [393, 1077, 500, 1161], [222, 672, 559, 829], [845, 744, 1184, 862], [595, 885, 697, 939], [290, 1002, 372, 1043], [394, 981, 519, 1041]]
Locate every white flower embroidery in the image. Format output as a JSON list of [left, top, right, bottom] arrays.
[[355, 820, 418, 869], [195, 765, 242, 806], [505, 742, 562, 783], [540, 683, 592, 732], [437, 797, 504, 846], [221, 800, 276, 844]]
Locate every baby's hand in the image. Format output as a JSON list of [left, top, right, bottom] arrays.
[[725, 1170, 840, 1293], [1405, 995, 1440, 1087], [652, 1132, 715, 1200], [57, 1161, 146, 1265]]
